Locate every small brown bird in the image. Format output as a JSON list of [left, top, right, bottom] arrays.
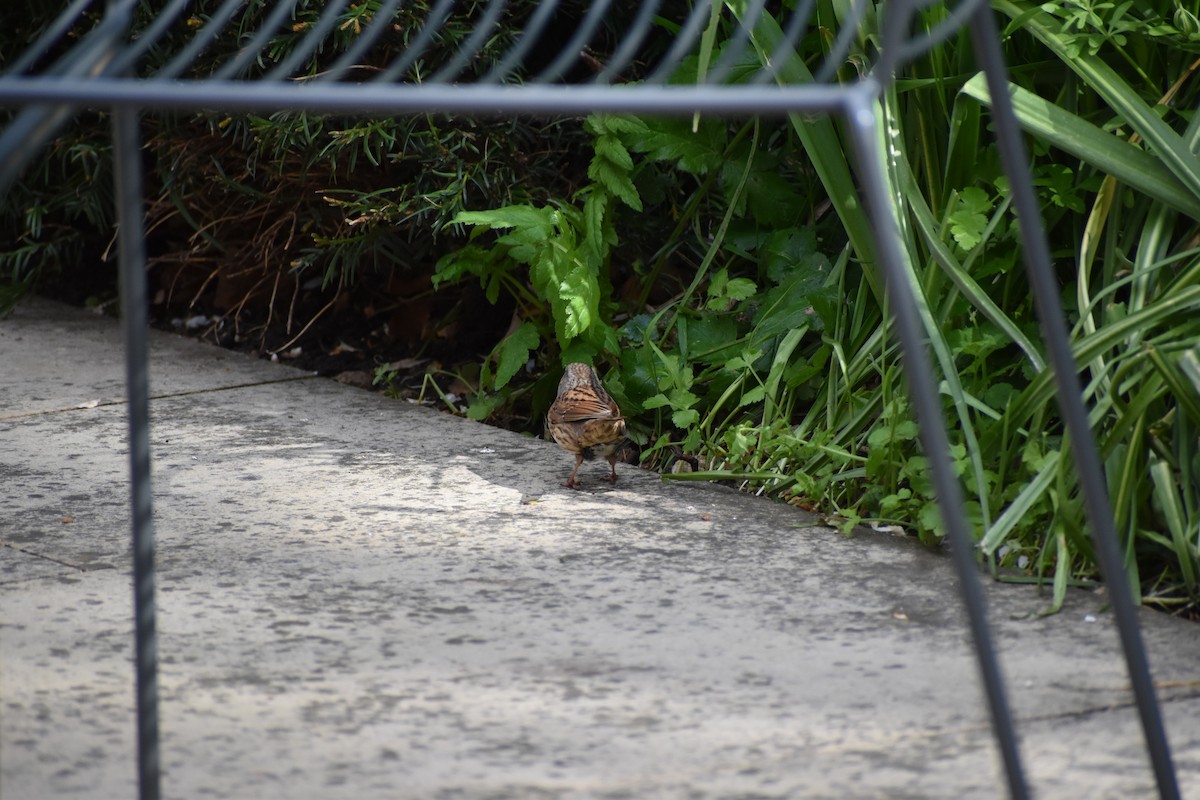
[[547, 362, 627, 489]]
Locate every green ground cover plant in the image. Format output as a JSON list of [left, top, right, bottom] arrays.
[[3, 0, 1200, 614], [432, 0, 1200, 614]]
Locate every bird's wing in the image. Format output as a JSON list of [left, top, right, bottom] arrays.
[[548, 386, 622, 423]]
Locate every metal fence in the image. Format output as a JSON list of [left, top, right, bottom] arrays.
[[0, 1, 1179, 798]]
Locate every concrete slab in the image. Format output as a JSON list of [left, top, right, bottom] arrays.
[[2, 299, 1199, 799], [0, 297, 313, 418]]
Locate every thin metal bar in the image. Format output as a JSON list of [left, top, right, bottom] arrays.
[[966, 6, 1180, 798], [265, 0, 351, 81], [1, 8, 1175, 800], [108, 0, 192, 76], [157, 0, 246, 79], [429, 0, 508, 83], [703, 0, 767, 85], [112, 103, 161, 800], [374, 0, 455, 84], [878, 0, 987, 78], [45, 0, 136, 78], [751, 0, 817, 85], [483, 0, 560, 84], [0, 1, 134, 199], [595, 0, 661, 83], [0, 105, 77, 194], [320, 0, 404, 82], [812, 0, 872, 84], [211, 0, 298, 80], [0, 78, 855, 114], [646, 0, 713, 83], [842, 84, 1029, 800], [3, 0, 97, 76], [531, 0, 611, 83]]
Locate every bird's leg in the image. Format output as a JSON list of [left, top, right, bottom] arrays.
[[604, 455, 619, 483], [564, 454, 585, 489]]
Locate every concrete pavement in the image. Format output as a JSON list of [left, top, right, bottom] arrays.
[[2, 298, 1199, 799]]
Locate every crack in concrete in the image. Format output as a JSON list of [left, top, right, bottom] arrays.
[[0, 375, 320, 421], [0, 541, 88, 575]]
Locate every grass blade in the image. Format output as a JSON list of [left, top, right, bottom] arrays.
[[961, 73, 1200, 221]]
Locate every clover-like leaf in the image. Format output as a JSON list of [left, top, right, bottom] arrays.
[[493, 322, 540, 390]]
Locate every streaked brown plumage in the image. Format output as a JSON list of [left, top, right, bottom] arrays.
[[547, 362, 626, 489]]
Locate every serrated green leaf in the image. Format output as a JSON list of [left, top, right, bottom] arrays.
[[948, 208, 986, 250], [643, 393, 672, 410], [484, 273, 500, 305], [668, 387, 700, 410], [689, 314, 739, 362], [705, 271, 758, 310], [708, 267, 729, 297], [744, 167, 806, 228], [502, 240, 542, 265], [594, 134, 634, 170], [558, 264, 599, 341], [725, 277, 757, 302], [582, 191, 608, 264], [782, 348, 828, 390], [705, 268, 730, 311], [723, 348, 764, 372], [648, 342, 693, 391], [494, 322, 540, 390], [752, 270, 828, 338], [760, 228, 824, 284], [588, 158, 642, 211], [958, 186, 992, 215], [496, 224, 551, 247], [563, 295, 591, 339], [466, 391, 503, 421], [587, 113, 648, 136], [672, 409, 701, 429], [432, 245, 491, 288], [496, 220, 553, 264], [529, 247, 561, 300], [919, 501, 943, 537], [622, 117, 726, 174], [737, 385, 766, 407], [947, 324, 1009, 359], [453, 205, 553, 232]]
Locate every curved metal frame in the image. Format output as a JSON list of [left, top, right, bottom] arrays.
[[0, 2, 1178, 798]]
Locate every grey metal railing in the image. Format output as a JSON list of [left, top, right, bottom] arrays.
[[0, 2, 1178, 798]]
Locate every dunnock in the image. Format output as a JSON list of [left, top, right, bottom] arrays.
[[547, 362, 626, 489]]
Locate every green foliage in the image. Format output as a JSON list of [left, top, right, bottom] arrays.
[[0, 132, 115, 310], [445, 203, 609, 350], [6, 0, 1200, 612], [643, 342, 702, 433], [705, 268, 757, 311], [494, 322, 540, 391], [585, 115, 646, 212], [0, 0, 591, 322], [448, 0, 1200, 614], [946, 188, 993, 252]]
